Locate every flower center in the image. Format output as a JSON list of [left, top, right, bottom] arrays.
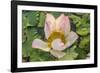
[[47, 31, 66, 48]]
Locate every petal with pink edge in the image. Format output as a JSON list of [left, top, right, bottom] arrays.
[[64, 31, 78, 48], [56, 14, 71, 36], [44, 13, 56, 39], [32, 39, 50, 52]]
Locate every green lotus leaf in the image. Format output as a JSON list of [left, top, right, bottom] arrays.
[[75, 48, 87, 59], [38, 12, 46, 27], [70, 14, 81, 24], [22, 29, 27, 43], [77, 28, 89, 36], [59, 52, 78, 60], [22, 15, 30, 29], [30, 49, 56, 61], [22, 27, 41, 57], [23, 11, 39, 27], [79, 36, 90, 48]]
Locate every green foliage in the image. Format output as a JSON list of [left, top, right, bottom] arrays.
[[75, 48, 87, 59], [30, 49, 56, 61], [77, 28, 89, 36], [22, 28, 41, 57], [70, 14, 81, 26], [51, 12, 61, 18], [38, 12, 46, 27], [59, 45, 78, 60], [22, 11, 39, 27], [79, 36, 90, 48], [22, 11, 90, 62]]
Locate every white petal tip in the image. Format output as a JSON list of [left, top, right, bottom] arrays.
[[32, 39, 50, 52], [50, 50, 66, 59]]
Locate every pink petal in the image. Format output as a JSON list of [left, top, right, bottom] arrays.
[[32, 39, 50, 52], [64, 31, 78, 48], [51, 39, 65, 51], [44, 13, 56, 39], [56, 14, 71, 36], [50, 50, 65, 58]]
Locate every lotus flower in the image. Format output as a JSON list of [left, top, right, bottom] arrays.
[[32, 13, 78, 59]]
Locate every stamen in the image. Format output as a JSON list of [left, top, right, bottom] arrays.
[[47, 31, 66, 48]]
